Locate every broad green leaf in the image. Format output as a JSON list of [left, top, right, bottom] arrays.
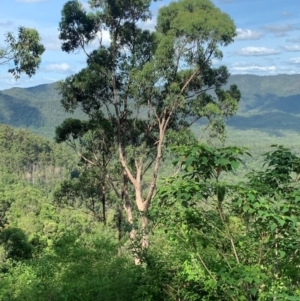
[[231, 160, 240, 170], [279, 250, 286, 258], [250, 288, 257, 297], [270, 223, 277, 231]]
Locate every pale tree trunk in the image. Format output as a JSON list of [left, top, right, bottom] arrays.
[[116, 53, 200, 264], [141, 214, 149, 249], [122, 171, 141, 264], [119, 118, 167, 264]]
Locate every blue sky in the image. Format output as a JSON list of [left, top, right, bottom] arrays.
[[0, 0, 300, 90]]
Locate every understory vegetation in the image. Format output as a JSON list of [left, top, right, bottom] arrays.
[[1, 125, 300, 300]]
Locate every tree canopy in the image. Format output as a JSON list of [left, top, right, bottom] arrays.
[[56, 0, 240, 261], [0, 27, 44, 79]]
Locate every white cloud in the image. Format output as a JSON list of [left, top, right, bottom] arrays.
[[235, 28, 263, 40], [273, 65, 298, 73], [16, 0, 48, 2], [89, 30, 111, 48], [211, 58, 221, 66], [0, 70, 60, 90], [287, 37, 300, 43], [41, 33, 61, 51], [236, 47, 281, 56], [263, 24, 295, 37], [282, 45, 300, 52], [289, 57, 300, 64], [80, 1, 90, 11], [231, 63, 277, 73], [98, 30, 111, 45], [45, 63, 71, 72], [280, 11, 291, 17], [140, 18, 156, 32], [0, 71, 18, 85], [0, 21, 13, 27]]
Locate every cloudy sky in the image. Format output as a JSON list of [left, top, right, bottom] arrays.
[[0, 0, 299, 90]]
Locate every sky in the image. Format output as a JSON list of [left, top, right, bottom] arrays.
[[0, 0, 299, 90]]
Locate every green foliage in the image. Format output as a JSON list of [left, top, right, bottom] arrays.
[[2, 0, 300, 299], [57, 0, 240, 157], [0, 176, 166, 300], [54, 168, 107, 222], [59, 0, 100, 53], [0, 124, 76, 192], [154, 144, 300, 300], [2, 27, 44, 79], [0, 228, 32, 261], [55, 0, 241, 261], [248, 145, 300, 192], [173, 143, 247, 181], [156, 0, 235, 45]]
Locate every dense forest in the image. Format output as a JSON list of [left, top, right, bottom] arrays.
[[1, 0, 300, 300]]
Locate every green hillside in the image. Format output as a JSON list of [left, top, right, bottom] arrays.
[[223, 74, 300, 133], [0, 74, 300, 138], [228, 74, 300, 112], [0, 83, 85, 139]]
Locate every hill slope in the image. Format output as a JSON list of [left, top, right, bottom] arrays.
[[0, 74, 300, 138], [224, 74, 300, 132], [228, 74, 300, 112], [0, 83, 86, 139]]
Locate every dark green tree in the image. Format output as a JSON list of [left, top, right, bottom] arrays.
[[55, 116, 118, 226], [0, 227, 32, 261], [57, 0, 240, 261], [0, 27, 45, 79]]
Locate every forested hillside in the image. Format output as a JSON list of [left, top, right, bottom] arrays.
[[1, 125, 300, 300], [0, 125, 147, 300], [0, 83, 85, 139], [226, 74, 300, 132], [0, 124, 76, 191], [228, 74, 300, 112]]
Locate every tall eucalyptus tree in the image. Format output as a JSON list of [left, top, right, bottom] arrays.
[[56, 0, 240, 262]]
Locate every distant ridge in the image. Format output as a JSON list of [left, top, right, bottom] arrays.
[[0, 82, 85, 139], [226, 74, 300, 132], [227, 74, 300, 112], [0, 74, 300, 138]]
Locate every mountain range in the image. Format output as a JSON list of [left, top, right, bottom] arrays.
[[0, 83, 84, 138], [0, 74, 300, 138], [226, 74, 300, 134]]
